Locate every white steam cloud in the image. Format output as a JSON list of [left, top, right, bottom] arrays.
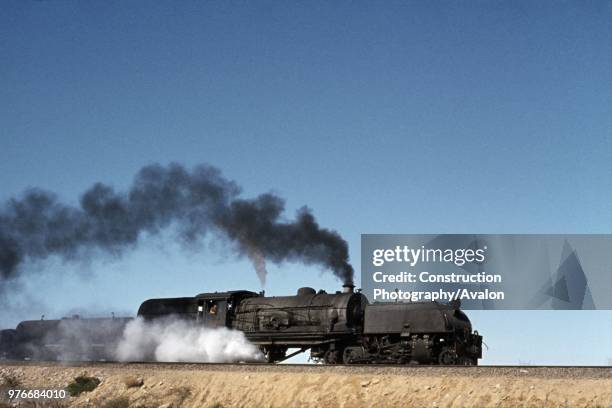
[[115, 317, 264, 363]]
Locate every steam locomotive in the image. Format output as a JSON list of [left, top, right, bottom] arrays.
[[1, 284, 482, 365]]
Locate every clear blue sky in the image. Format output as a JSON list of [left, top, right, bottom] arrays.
[[1, 1, 611, 365]]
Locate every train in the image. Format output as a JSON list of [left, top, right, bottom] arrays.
[[0, 284, 482, 365]]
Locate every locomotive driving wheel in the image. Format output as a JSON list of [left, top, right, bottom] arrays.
[[261, 347, 287, 363], [438, 347, 458, 365], [323, 349, 340, 364], [323, 345, 346, 364], [342, 347, 355, 364], [458, 356, 477, 365]]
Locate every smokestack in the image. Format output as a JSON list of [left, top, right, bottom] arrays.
[[342, 283, 354, 294]]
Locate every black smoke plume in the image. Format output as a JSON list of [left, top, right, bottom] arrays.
[[0, 163, 353, 288]]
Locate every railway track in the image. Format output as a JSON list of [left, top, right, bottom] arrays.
[[1, 360, 610, 379]]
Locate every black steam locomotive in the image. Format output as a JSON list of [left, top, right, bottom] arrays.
[[1, 284, 482, 365]]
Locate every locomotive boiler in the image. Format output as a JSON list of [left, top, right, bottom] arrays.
[[232, 284, 368, 363]]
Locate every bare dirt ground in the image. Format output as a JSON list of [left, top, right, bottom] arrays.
[[1, 362, 611, 408]]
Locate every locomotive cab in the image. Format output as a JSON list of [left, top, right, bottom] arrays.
[[138, 290, 259, 328], [194, 291, 259, 328]]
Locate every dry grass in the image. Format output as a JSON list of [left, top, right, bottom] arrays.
[[0, 372, 21, 387], [102, 396, 130, 408], [175, 385, 192, 405], [0, 401, 67, 408]]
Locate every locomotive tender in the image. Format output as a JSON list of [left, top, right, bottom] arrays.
[[1, 284, 482, 365], [0, 317, 131, 361]]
